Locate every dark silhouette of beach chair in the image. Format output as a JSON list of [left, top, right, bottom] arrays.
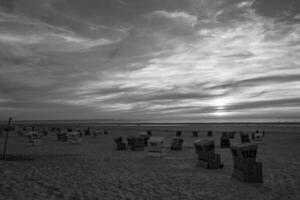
[[240, 133, 250, 143], [138, 132, 151, 146], [170, 137, 184, 150], [26, 131, 42, 146], [148, 137, 164, 157], [114, 136, 126, 150], [207, 130, 213, 137], [192, 131, 198, 137], [252, 132, 264, 141], [57, 132, 67, 142], [194, 139, 223, 169], [127, 136, 144, 151], [220, 132, 230, 148], [229, 132, 235, 139], [147, 130, 152, 136], [84, 128, 91, 136], [127, 136, 135, 149], [231, 143, 263, 183]]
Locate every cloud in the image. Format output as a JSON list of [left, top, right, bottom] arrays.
[[237, 1, 255, 9], [0, 12, 125, 53], [295, 14, 300, 20], [0, 0, 299, 121], [148, 10, 197, 25]]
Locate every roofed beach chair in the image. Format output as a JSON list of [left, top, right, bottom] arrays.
[[220, 132, 230, 148], [231, 143, 263, 183], [114, 136, 126, 150], [207, 130, 213, 137], [194, 139, 223, 169], [170, 137, 184, 151], [148, 137, 164, 157]]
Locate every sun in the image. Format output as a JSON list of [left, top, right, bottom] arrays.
[[212, 111, 228, 116], [210, 96, 233, 116], [211, 96, 233, 108]]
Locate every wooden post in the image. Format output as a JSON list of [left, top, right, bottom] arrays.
[[2, 117, 12, 160]]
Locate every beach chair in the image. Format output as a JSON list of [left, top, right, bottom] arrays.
[[251, 133, 255, 140], [114, 137, 126, 150], [127, 136, 144, 151], [93, 129, 102, 135], [84, 128, 91, 136], [192, 131, 198, 137], [170, 137, 184, 151], [194, 139, 223, 169], [67, 132, 82, 144], [253, 132, 264, 142], [57, 131, 67, 142], [207, 130, 213, 137], [231, 143, 263, 183], [146, 130, 152, 136], [176, 130, 182, 137], [220, 132, 230, 148], [43, 128, 48, 136], [229, 132, 235, 139], [126, 136, 135, 149], [26, 131, 42, 146], [67, 128, 73, 132], [133, 136, 145, 151], [57, 132, 63, 141], [240, 133, 250, 143], [138, 132, 151, 146], [148, 137, 164, 157]]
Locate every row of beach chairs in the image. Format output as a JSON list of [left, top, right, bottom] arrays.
[[114, 130, 264, 183]]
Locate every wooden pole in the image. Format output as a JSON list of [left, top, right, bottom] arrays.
[[2, 117, 12, 160]]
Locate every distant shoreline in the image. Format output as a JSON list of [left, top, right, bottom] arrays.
[[1, 119, 300, 126]]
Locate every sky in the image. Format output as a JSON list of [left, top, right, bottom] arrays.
[[0, 0, 299, 122]]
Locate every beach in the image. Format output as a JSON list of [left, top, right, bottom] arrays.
[[0, 123, 300, 200]]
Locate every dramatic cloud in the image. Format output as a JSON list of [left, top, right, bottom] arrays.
[[0, 0, 299, 121]]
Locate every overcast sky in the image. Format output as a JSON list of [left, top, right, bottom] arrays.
[[0, 0, 299, 122]]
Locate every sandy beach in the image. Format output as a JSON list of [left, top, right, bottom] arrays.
[[0, 123, 299, 200], [1, 0, 299, 199]]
